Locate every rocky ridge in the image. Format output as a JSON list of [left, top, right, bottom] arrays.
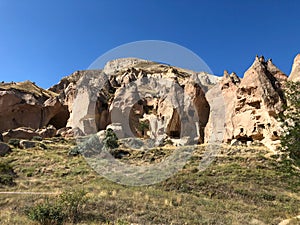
[[0, 54, 299, 151]]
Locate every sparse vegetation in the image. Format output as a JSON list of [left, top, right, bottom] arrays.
[[58, 189, 87, 223], [0, 160, 16, 186], [280, 81, 300, 166], [0, 138, 299, 224], [25, 189, 87, 225], [0, 80, 57, 98]]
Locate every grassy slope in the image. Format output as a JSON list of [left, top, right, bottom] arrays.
[[0, 81, 58, 98], [0, 138, 299, 225]]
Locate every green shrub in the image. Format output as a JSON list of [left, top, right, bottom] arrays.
[[26, 199, 64, 225], [0, 161, 16, 186], [138, 120, 149, 137], [280, 81, 300, 166], [58, 189, 87, 223], [68, 146, 82, 156], [26, 189, 87, 224], [103, 128, 119, 150], [8, 139, 20, 148]]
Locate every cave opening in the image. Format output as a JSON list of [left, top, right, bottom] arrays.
[[166, 108, 181, 138], [48, 106, 70, 129]]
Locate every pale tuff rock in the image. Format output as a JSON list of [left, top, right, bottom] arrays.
[[205, 70, 240, 144], [230, 56, 285, 150], [103, 58, 150, 76], [0, 81, 67, 133], [266, 59, 288, 84], [2, 127, 40, 142], [68, 70, 111, 135], [0, 55, 297, 151], [288, 54, 300, 82]]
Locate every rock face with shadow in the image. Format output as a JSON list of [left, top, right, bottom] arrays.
[[0, 54, 298, 151], [229, 56, 286, 150], [206, 56, 287, 150], [0, 81, 69, 133], [205, 70, 241, 144]]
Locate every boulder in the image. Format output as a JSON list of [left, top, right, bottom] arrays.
[[37, 125, 57, 139], [2, 127, 40, 142], [19, 140, 36, 149], [0, 142, 11, 156], [230, 139, 241, 146], [56, 127, 84, 138], [56, 127, 71, 137]]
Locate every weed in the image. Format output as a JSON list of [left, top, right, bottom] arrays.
[[25, 198, 64, 225]]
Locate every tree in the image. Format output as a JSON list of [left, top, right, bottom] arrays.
[[138, 120, 149, 137], [280, 81, 300, 165], [103, 128, 119, 150]]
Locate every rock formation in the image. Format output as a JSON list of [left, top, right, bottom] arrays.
[[205, 56, 288, 150], [205, 70, 240, 144], [288, 54, 300, 82], [0, 54, 298, 151], [0, 142, 11, 156], [0, 81, 69, 133], [2, 127, 40, 142], [230, 56, 286, 150]]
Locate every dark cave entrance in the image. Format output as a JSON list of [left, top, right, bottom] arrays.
[[48, 106, 70, 129]]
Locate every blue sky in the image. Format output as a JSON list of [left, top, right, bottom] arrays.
[[1, 0, 300, 88]]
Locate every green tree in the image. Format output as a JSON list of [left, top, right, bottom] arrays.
[[103, 128, 119, 150], [138, 120, 149, 137], [280, 81, 300, 165]]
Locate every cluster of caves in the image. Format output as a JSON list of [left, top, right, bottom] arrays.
[[128, 99, 182, 139]]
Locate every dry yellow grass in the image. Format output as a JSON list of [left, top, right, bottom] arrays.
[[0, 81, 58, 98], [0, 138, 299, 224]]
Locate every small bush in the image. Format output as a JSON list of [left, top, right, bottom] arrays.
[[26, 199, 64, 225], [8, 139, 20, 148], [26, 189, 87, 224], [68, 146, 82, 156], [103, 128, 119, 150], [0, 161, 16, 186], [59, 189, 87, 223]]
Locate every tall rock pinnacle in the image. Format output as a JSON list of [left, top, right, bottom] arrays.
[[288, 54, 300, 82]]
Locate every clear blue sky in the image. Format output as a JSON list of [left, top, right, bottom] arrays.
[[1, 0, 300, 88]]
